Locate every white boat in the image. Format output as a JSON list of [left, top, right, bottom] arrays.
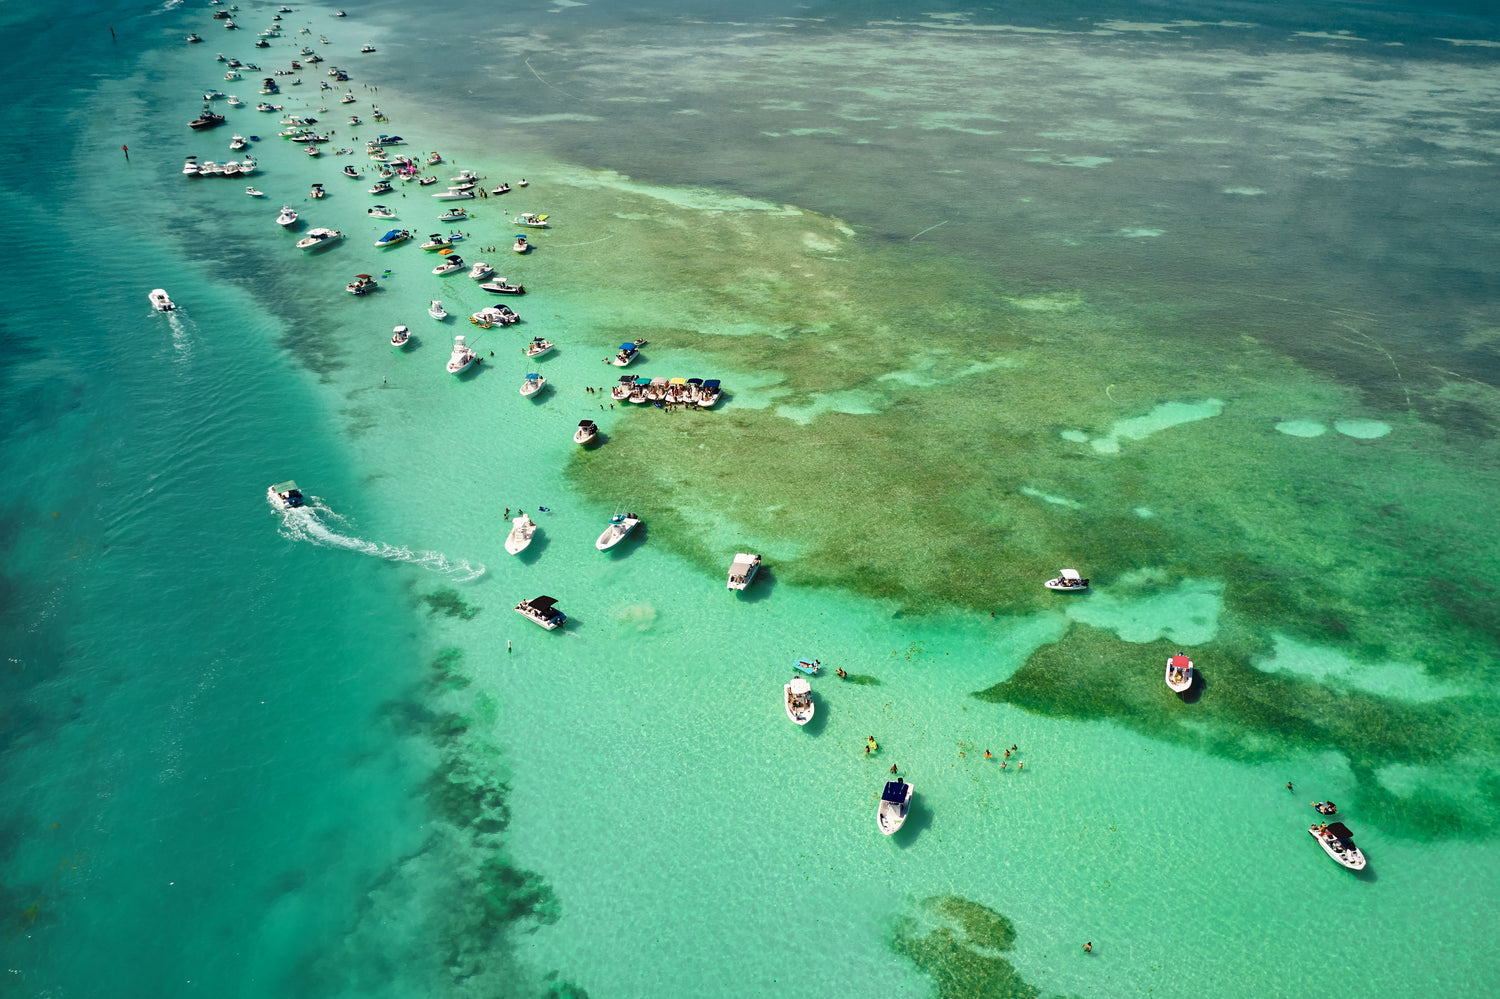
[[369, 207, 399, 222], [523, 337, 553, 358], [877, 779, 913, 835], [480, 279, 525, 295], [627, 377, 650, 404], [446, 335, 476, 374], [276, 205, 298, 227], [514, 595, 565, 630], [519, 373, 547, 398], [1309, 822, 1367, 870], [343, 164, 360, 178], [490, 183, 511, 195], [595, 512, 639, 551], [450, 169, 480, 184], [1044, 569, 1089, 592], [697, 379, 722, 407], [295, 227, 342, 250], [512, 235, 529, 253], [360, 43, 376, 53], [245, 186, 264, 197], [148, 288, 175, 312], [1166, 653, 1194, 693], [427, 152, 442, 165], [267, 479, 305, 509], [469, 306, 517, 328], [420, 234, 455, 251], [390, 325, 411, 348], [309, 183, 325, 198], [432, 255, 465, 275], [203, 89, 227, 101], [785, 676, 814, 725], [468, 261, 493, 280], [727, 553, 761, 591], [345, 273, 377, 295], [306, 144, 322, 157], [504, 514, 537, 555], [373, 229, 411, 248], [574, 419, 598, 445], [438, 207, 468, 222], [511, 213, 549, 228], [368, 180, 393, 194], [227, 95, 243, 107], [429, 300, 448, 320], [646, 377, 668, 402], [182, 156, 199, 175], [611, 376, 635, 400], [612, 341, 642, 367], [239, 155, 258, 175], [431, 189, 476, 201]]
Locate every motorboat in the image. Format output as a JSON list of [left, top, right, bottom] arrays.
[[877, 779, 913, 835], [646, 377, 668, 402], [519, 373, 547, 398], [182, 156, 200, 176], [187, 32, 202, 42], [278, 5, 293, 11], [203, 90, 227, 101], [223, 19, 237, 28], [390, 325, 411, 348], [229, 133, 248, 150], [360, 43, 376, 53], [574, 420, 598, 445], [238, 155, 257, 174], [792, 658, 821, 675], [276, 205, 299, 227], [698, 378, 722, 407], [375, 135, 404, 146], [246, 186, 264, 197], [309, 183, 326, 198], [347, 115, 362, 125], [1309, 821, 1367, 870], [514, 595, 565, 630], [785, 677, 814, 726], [438, 207, 468, 222], [374, 229, 411, 248], [450, 169, 480, 184], [517, 178, 528, 187], [595, 512, 639, 550], [224, 68, 242, 80], [611, 375, 635, 400], [226, 95, 243, 107], [468, 261, 493, 280], [340, 91, 357, 104], [512, 213, 549, 228], [1045, 569, 1090, 592], [666, 377, 691, 403], [342, 165, 360, 179], [628, 377, 650, 404], [368, 205, 397, 218], [418, 176, 438, 186], [256, 102, 280, 112], [490, 183, 511, 195], [504, 514, 537, 555], [220, 161, 242, 177], [728, 553, 761, 591], [612, 342, 641, 367], [479, 278, 525, 295], [1312, 801, 1338, 816], [148, 288, 175, 312], [427, 152, 442, 165], [345, 273, 377, 295], [296, 228, 343, 250], [469, 305, 517, 328], [267, 480, 305, 510], [512, 235, 529, 253], [429, 300, 448, 320], [188, 104, 226, 130], [1166, 653, 1194, 693], [420, 234, 454, 251], [368, 180, 393, 195], [306, 144, 321, 158], [260, 78, 278, 94], [431, 188, 476, 201], [432, 255, 465, 275], [523, 337, 553, 358], [446, 335, 476, 374]]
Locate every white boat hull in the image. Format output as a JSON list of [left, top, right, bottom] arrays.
[[784, 684, 814, 725], [877, 786, 913, 835], [1166, 655, 1194, 693], [1309, 826, 1367, 870], [505, 516, 536, 555], [148, 289, 175, 312], [728, 553, 760, 590]]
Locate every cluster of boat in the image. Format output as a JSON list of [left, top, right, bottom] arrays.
[[1305, 800, 1367, 870], [182, 154, 257, 176], [609, 376, 723, 407]]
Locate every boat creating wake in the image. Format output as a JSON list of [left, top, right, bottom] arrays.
[[274, 495, 485, 582], [165, 310, 194, 358]]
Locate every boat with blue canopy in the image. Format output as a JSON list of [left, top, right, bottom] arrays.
[[611, 375, 635, 400], [374, 228, 410, 247], [698, 378, 722, 407], [612, 342, 641, 367], [878, 779, 913, 835]]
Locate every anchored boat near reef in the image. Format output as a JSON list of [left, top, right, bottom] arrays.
[[515, 595, 565, 630], [728, 553, 760, 590]]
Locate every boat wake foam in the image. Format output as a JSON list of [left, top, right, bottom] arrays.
[[165, 310, 193, 358], [276, 497, 486, 582]]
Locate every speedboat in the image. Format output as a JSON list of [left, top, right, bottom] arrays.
[[296, 228, 343, 250], [574, 420, 598, 445], [469, 305, 517, 328], [187, 33, 202, 43], [512, 235, 529, 253], [666, 378, 690, 403], [182, 156, 200, 176], [418, 176, 438, 186], [432, 255, 465, 275], [595, 512, 640, 550], [220, 161, 242, 177], [276, 205, 299, 227], [245, 186, 264, 197], [877, 779, 913, 835], [420, 234, 454, 251], [340, 91, 357, 104], [785, 677, 814, 726], [391, 325, 411, 348], [188, 104, 226, 130], [1309, 821, 1366, 870], [427, 152, 442, 165], [523, 337, 553, 358], [203, 90, 227, 101], [446, 335, 476, 374], [256, 102, 279, 112], [612, 342, 641, 367], [438, 207, 468, 222], [229, 133, 248, 150], [1166, 653, 1194, 693], [504, 514, 537, 555], [449, 169, 479, 184], [224, 68, 242, 80], [792, 659, 820, 675], [611, 375, 635, 400], [628, 377, 650, 404], [519, 373, 547, 398], [360, 43, 375, 53], [306, 144, 321, 157], [468, 261, 493, 280], [431, 188, 476, 201], [148, 288, 175, 312], [479, 278, 525, 295], [267, 479, 305, 509], [511, 213, 549, 228], [374, 229, 411, 247], [517, 178, 528, 187], [429, 300, 448, 320], [646, 377, 668, 402], [728, 553, 761, 590], [334, 9, 347, 15], [227, 94, 244, 107], [698, 378, 722, 407], [238, 155, 257, 174], [345, 273, 377, 295], [309, 183, 326, 198], [514, 595, 565, 630], [347, 115, 362, 125], [490, 183, 511, 195], [1312, 801, 1338, 816], [1045, 569, 1089, 592], [368, 180, 393, 194], [343, 165, 360, 178], [368, 205, 397, 218]]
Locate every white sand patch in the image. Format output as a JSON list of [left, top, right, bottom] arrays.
[[775, 390, 883, 425], [1065, 577, 1224, 645], [1133, 507, 1156, 518], [1005, 292, 1083, 312], [1060, 429, 1090, 444], [1119, 228, 1165, 237], [505, 113, 602, 123], [1019, 487, 1081, 509], [1252, 634, 1464, 702], [1436, 37, 1500, 48], [1086, 399, 1225, 454], [1222, 186, 1265, 195], [1292, 31, 1368, 42], [1334, 419, 1392, 439], [558, 167, 808, 215], [1275, 420, 1327, 437]]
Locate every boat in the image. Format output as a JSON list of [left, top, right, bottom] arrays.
[[340, 91, 357, 104], [260, 78, 278, 94], [1313, 801, 1338, 816], [148, 288, 175, 312], [628, 377, 650, 404], [517, 178, 528, 187], [309, 183, 326, 198], [1045, 569, 1089, 591], [438, 207, 468, 222], [267, 480, 305, 509], [468, 261, 493, 280], [374, 229, 411, 248], [256, 102, 279, 112], [239, 155, 257, 174], [347, 114, 362, 125], [334, 9, 347, 16], [514, 595, 565, 630], [727, 553, 761, 591], [390, 325, 411, 348], [345, 273, 377, 295], [246, 186, 264, 197], [877, 779, 913, 836], [792, 658, 820, 675], [360, 43, 375, 53], [646, 377, 668, 402], [612, 342, 641, 367], [785, 677, 814, 726], [306, 145, 321, 158], [187, 32, 202, 42], [296, 227, 343, 250], [523, 337, 553, 358], [223, 19, 237, 29], [203, 90, 227, 101], [188, 104, 226, 130], [431, 188, 476, 201], [1166, 653, 1194, 693], [595, 511, 640, 551], [420, 234, 454, 251], [490, 183, 511, 195], [428, 300, 448, 320], [418, 176, 438, 186], [511, 213, 549, 228], [432, 255, 465, 275], [220, 161, 242, 177], [512, 235, 529, 253], [519, 373, 547, 398], [182, 156, 200, 176], [698, 379, 722, 407], [446, 335, 476, 374], [469, 305, 517, 327], [504, 514, 537, 555], [368, 180, 393, 195], [362, 206, 399, 221], [479, 278, 525, 295], [229, 134, 248, 150], [224, 68, 242, 80], [574, 420, 598, 445], [611, 375, 635, 400], [227, 95, 243, 107], [1309, 821, 1367, 870], [276, 205, 299, 227], [427, 152, 442, 165]]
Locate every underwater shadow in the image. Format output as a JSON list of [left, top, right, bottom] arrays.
[[517, 531, 549, 563], [1180, 670, 1206, 704], [737, 566, 777, 603], [603, 522, 646, 558], [802, 693, 829, 735], [1353, 864, 1379, 884], [893, 796, 933, 847]]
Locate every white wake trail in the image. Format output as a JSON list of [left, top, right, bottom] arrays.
[[275, 497, 486, 582]]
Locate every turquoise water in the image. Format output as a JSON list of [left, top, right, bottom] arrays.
[[3, 1, 1498, 997]]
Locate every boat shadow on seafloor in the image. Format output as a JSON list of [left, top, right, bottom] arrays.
[[798, 692, 829, 735], [602, 521, 645, 557], [1178, 670, 1205, 704], [580, 431, 607, 449], [735, 566, 777, 603], [890, 793, 932, 847], [516, 530, 549, 564]]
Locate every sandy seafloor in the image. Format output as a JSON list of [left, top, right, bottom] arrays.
[[1, 0, 1498, 996]]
